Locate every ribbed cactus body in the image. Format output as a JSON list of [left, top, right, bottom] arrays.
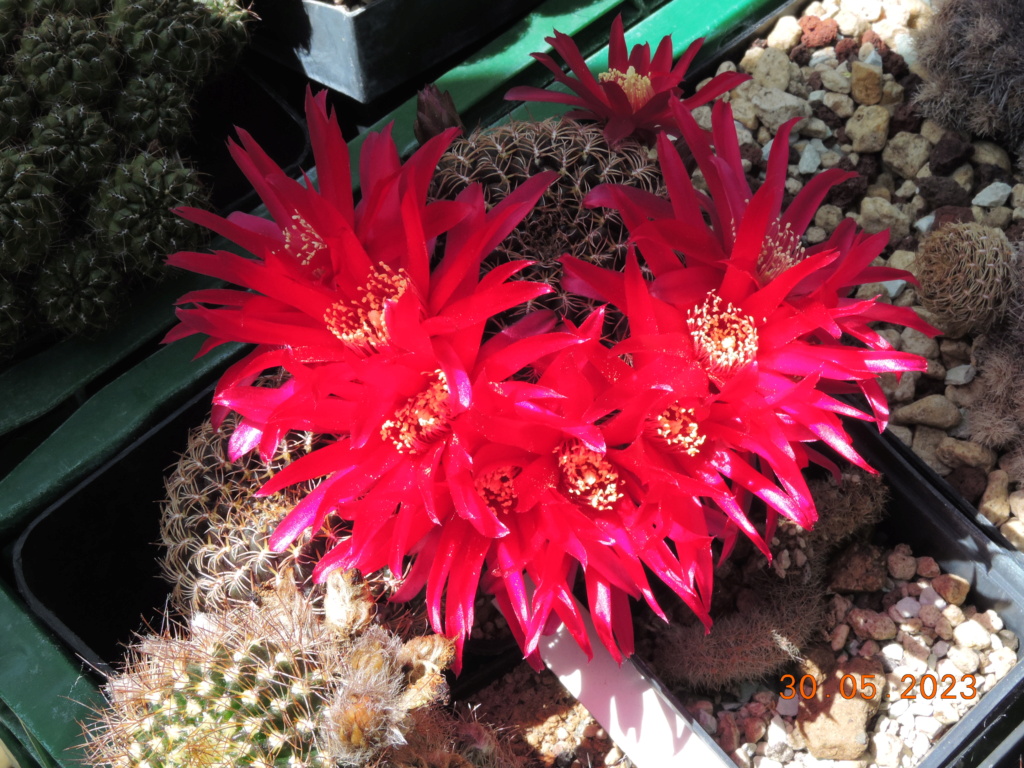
[[13, 13, 119, 107], [0, 148, 62, 275], [195, 0, 251, 69], [160, 416, 321, 616], [113, 73, 193, 148], [89, 151, 205, 281], [431, 118, 664, 328], [0, 0, 26, 55], [30, 104, 119, 188], [85, 580, 465, 768], [34, 240, 123, 336], [0, 274, 28, 352], [108, 0, 216, 82], [0, 76, 34, 145]]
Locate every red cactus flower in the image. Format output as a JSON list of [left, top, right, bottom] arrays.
[[505, 14, 748, 145], [561, 103, 937, 552]]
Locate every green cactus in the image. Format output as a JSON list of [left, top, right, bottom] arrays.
[[108, 0, 218, 83], [12, 13, 119, 107], [195, 0, 252, 69], [83, 579, 465, 768], [0, 76, 34, 145], [0, 148, 62, 275], [23, 0, 105, 23], [113, 73, 194, 148], [29, 104, 119, 188], [34, 239, 124, 336], [89, 150, 206, 282], [0, 273, 28, 353], [0, 0, 26, 56]]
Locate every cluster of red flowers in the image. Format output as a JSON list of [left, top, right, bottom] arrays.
[[166, 20, 933, 670]]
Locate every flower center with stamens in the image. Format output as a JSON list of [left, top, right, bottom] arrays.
[[324, 264, 412, 351], [556, 441, 623, 511], [598, 66, 655, 111], [475, 465, 522, 515], [687, 293, 759, 381], [756, 222, 806, 283], [381, 370, 451, 454], [649, 403, 706, 457], [283, 213, 327, 267]]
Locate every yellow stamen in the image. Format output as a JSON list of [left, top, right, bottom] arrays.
[[283, 213, 327, 267], [475, 465, 521, 515], [381, 370, 451, 454], [556, 441, 623, 511], [757, 222, 806, 283], [687, 293, 759, 381], [598, 65, 655, 111], [650, 403, 706, 457], [324, 264, 412, 351]]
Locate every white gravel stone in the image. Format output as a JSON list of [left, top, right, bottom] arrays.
[[775, 694, 799, 718], [918, 587, 946, 609], [894, 597, 921, 619], [972, 181, 1013, 208], [946, 645, 980, 674], [953, 619, 992, 650]]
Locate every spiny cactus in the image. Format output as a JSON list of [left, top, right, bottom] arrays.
[[83, 578, 490, 768], [89, 150, 206, 281], [108, 0, 218, 83], [160, 415, 322, 616], [33, 239, 124, 336], [23, 0, 105, 23], [915, 222, 1018, 337], [0, 76, 34, 145], [29, 104, 119, 188], [12, 13, 119, 107], [645, 469, 888, 691], [0, 147, 62, 275], [0, 274, 28, 353], [0, 0, 25, 55], [913, 0, 1024, 168], [194, 0, 252, 70], [113, 73, 194, 148], [431, 118, 665, 329]]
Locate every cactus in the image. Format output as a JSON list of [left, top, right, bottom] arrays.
[[108, 0, 218, 83], [159, 416, 322, 616], [29, 104, 119, 188], [113, 73, 194, 148], [913, 0, 1024, 167], [645, 470, 888, 691], [915, 222, 1018, 337], [83, 578, 488, 768], [0, 274, 28, 354], [12, 13, 119, 107], [0, 0, 26, 60], [0, 148, 62, 275], [89, 150, 206, 281], [431, 118, 664, 329], [0, 76, 34, 145], [194, 0, 252, 70], [24, 0, 105, 22], [34, 239, 124, 336]]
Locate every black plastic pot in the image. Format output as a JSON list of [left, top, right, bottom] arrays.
[[248, 0, 541, 104]]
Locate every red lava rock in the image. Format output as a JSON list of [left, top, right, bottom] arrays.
[[835, 37, 860, 63], [1006, 220, 1024, 241], [812, 102, 844, 129], [739, 142, 764, 173], [882, 50, 910, 80], [917, 176, 972, 208], [861, 29, 890, 56], [855, 152, 881, 181], [825, 174, 868, 208], [946, 466, 989, 505], [806, 70, 823, 91], [931, 205, 974, 229], [929, 132, 974, 175], [889, 101, 922, 136], [799, 15, 839, 47], [789, 43, 812, 66], [973, 162, 1013, 191]]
